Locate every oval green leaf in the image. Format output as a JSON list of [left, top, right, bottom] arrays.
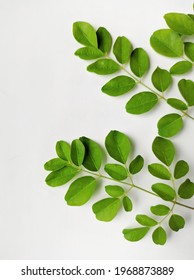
[[178, 79, 194, 106], [148, 163, 171, 180], [174, 160, 189, 179], [92, 198, 121, 222], [152, 183, 176, 201], [123, 227, 150, 242], [150, 204, 170, 216], [151, 67, 172, 92], [157, 113, 183, 138], [65, 176, 96, 206], [184, 42, 194, 62], [152, 226, 167, 245], [150, 29, 183, 57], [56, 140, 71, 161], [170, 61, 192, 75], [80, 136, 102, 171], [74, 47, 104, 60], [136, 214, 158, 226], [152, 136, 175, 166], [97, 27, 112, 54], [169, 214, 185, 232], [113, 36, 132, 64], [164, 13, 194, 35], [104, 164, 128, 181], [44, 158, 68, 171], [87, 59, 120, 75], [45, 166, 78, 187], [105, 130, 131, 164], [130, 48, 150, 77], [105, 185, 125, 197], [73, 21, 97, 48], [71, 139, 85, 166], [178, 179, 194, 199], [126, 92, 158, 114], [123, 196, 133, 212], [129, 155, 144, 175], [101, 75, 136, 96], [167, 98, 188, 111]]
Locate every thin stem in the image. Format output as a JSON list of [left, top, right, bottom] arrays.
[[79, 167, 194, 210]]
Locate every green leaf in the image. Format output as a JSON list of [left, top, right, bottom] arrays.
[[151, 67, 172, 92], [123, 196, 133, 212], [56, 141, 71, 161], [164, 13, 194, 35], [167, 98, 188, 110], [45, 166, 78, 187], [65, 176, 96, 206], [130, 48, 150, 77], [126, 92, 158, 114], [123, 227, 149, 242], [73, 21, 97, 48], [178, 179, 194, 199], [44, 158, 68, 171], [184, 42, 194, 62], [169, 214, 185, 232], [105, 130, 131, 164], [148, 163, 171, 180], [178, 79, 194, 106], [170, 61, 192, 75], [174, 160, 189, 179], [150, 29, 183, 57], [151, 183, 176, 201], [150, 204, 170, 216], [136, 214, 158, 226], [104, 164, 128, 181], [113, 36, 132, 64], [71, 139, 85, 166], [101, 75, 136, 96], [87, 59, 120, 75], [96, 27, 112, 54], [105, 185, 125, 197], [92, 198, 121, 222], [129, 155, 144, 175], [80, 137, 102, 171], [152, 137, 175, 166], [74, 47, 104, 60], [157, 113, 183, 138], [152, 227, 167, 245]]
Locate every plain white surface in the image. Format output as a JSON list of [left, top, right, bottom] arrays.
[[0, 0, 194, 260]]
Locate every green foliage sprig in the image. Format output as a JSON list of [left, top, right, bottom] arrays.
[[44, 130, 194, 245], [73, 14, 194, 139]]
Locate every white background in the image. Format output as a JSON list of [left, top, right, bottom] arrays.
[[0, 0, 194, 260]]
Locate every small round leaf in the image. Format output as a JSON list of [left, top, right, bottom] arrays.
[[157, 113, 183, 138], [101, 75, 136, 96], [123, 196, 133, 212], [123, 227, 149, 242], [152, 137, 175, 166], [178, 179, 194, 199], [169, 214, 185, 232], [150, 204, 170, 216], [126, 92, 158, 114], [150, 29, 183, 57], [105, 185, 125, 197], [151, 183, 176, 201], [152, 227, 167, 245], [151, 67, 172, 92], [87, 59, 120, 75]]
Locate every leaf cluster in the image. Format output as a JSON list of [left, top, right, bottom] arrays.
[[73, 20, 194, 138], [44, 131, 194, 245]]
